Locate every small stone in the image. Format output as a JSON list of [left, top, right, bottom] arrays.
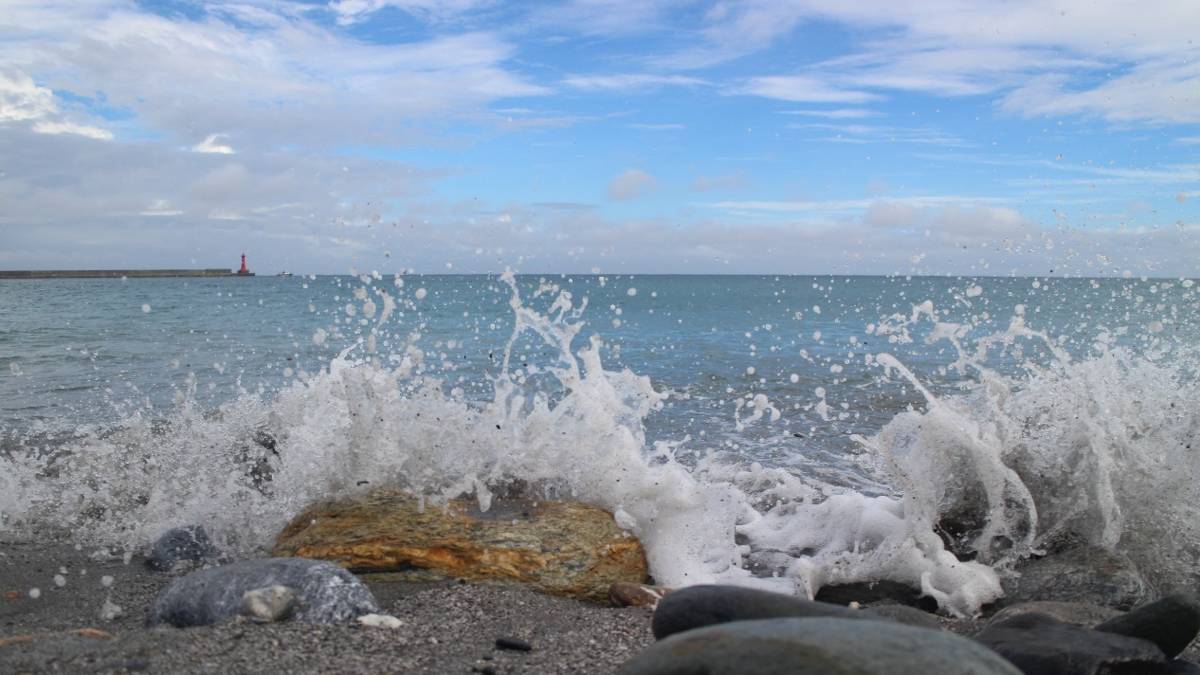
[[973, 612, 1167, 675], [357, 613, 403, 629], [239, 586, 296, 623], [146, 526, 219, 572], [1094, 594, 1200, 659], [620, 617, 1021, 675], [496, 636, 533, 651], [610, 581, 668, 608], [99, 597, 124, 621]]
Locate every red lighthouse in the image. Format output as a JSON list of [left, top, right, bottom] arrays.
[[236, 253, 254, 276]]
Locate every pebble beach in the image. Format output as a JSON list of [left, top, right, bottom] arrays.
[[0, 541, 653, 674]]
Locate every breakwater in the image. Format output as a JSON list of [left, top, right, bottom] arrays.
[[0, 269, 249, 279]]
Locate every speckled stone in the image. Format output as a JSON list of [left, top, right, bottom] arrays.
[[148, 558, 378, 627], [273, 490, 648, 603]]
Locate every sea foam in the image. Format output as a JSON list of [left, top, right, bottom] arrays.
[[2, 274, 1196, 617]]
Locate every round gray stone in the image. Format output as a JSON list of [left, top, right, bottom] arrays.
[[651, 585, 858, 639], [974, 612, 1166, 675], [147, 557, 379, 627], [1004, 547, 1149, 610], [145, 526, 219, 572], [986, 601, 1121, 629], [620, 617, 1022, 675], [1095, 594, 1200, 658]]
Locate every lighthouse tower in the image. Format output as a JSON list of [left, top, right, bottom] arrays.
[[236, 253, 254, 276]]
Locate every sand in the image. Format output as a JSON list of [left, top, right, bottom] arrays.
[[0, 540, 654, 674]]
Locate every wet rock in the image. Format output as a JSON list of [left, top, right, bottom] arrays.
[[1095, 594, 1200, 659], [610, 582, 668, 608], [495, 637, 532, 652], [239, 585, 296, 623], [973, 612, 1167, 675], [650, 584, 935, 640], [652, 585, 854, 639], [147, 558, 379, 627], [1005, 546, 1149, 610], [1163, 661, 1200, 674], [145, 526, 218, 572], [864, 603, 943, 631], [620, 617, 1021, 675], [272, 489, 648, 603], [815, 579, 935, 611], [986, 601, 1121, 628]]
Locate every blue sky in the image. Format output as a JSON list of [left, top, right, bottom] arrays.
[[0, 0, 1197, 275]]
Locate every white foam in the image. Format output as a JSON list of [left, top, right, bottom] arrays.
[[2, 279, 1195, 618]]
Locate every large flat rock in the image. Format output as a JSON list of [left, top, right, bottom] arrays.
[[273, 490, 648, 603]]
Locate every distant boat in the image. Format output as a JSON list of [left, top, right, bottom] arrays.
[[277, 271, 294, 277]]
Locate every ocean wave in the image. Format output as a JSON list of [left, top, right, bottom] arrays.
[[1, 274, 1196, 617]]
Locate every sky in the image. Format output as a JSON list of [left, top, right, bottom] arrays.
[[0, 0, 1198, 276]]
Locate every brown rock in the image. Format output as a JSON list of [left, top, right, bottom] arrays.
[[273, 490, 648, 603]]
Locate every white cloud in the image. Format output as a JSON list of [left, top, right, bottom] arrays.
[[607, 168, 657, 201], [739, 76, 879, 104], [779, 108, 880, 119], [535, 0, 689, 38], [787, 122, 967, 147], [4, 3, 544, 151], [0, 70, 112, 139], [193, 134, 235, 154], [140, 199, 183, 217], [30, 120, 113, 140], [564, 74, 706, 91], [0, 71, 57, 122], [1001, 62, 1200, 124], [329, 0, 495, 26], [695, 1, 1200, 124], [701, 195, 1004, 215]]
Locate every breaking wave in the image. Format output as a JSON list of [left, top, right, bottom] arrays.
[[2, 273, 1197, 617]]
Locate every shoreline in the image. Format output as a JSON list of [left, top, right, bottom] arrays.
[[6, 539, 1200, 673], [0, 270, 247, 279], [0, 541, 652, 674]]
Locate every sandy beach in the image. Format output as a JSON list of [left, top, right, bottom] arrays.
[[0, 540, 654, 674]]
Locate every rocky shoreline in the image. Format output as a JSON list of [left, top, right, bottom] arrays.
[[5, 537, 1200, 674], [0, 541, 653, 674], [5, 489, 1200, 674]]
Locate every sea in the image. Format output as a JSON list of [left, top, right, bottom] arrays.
[[2, 273, 1198, 616]]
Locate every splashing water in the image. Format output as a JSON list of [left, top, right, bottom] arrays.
[[2, 274, 1197, 617]]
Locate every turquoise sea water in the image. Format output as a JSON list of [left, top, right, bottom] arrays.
[[3, 273, 1199, 615], [3, 274, 1195, 481]]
